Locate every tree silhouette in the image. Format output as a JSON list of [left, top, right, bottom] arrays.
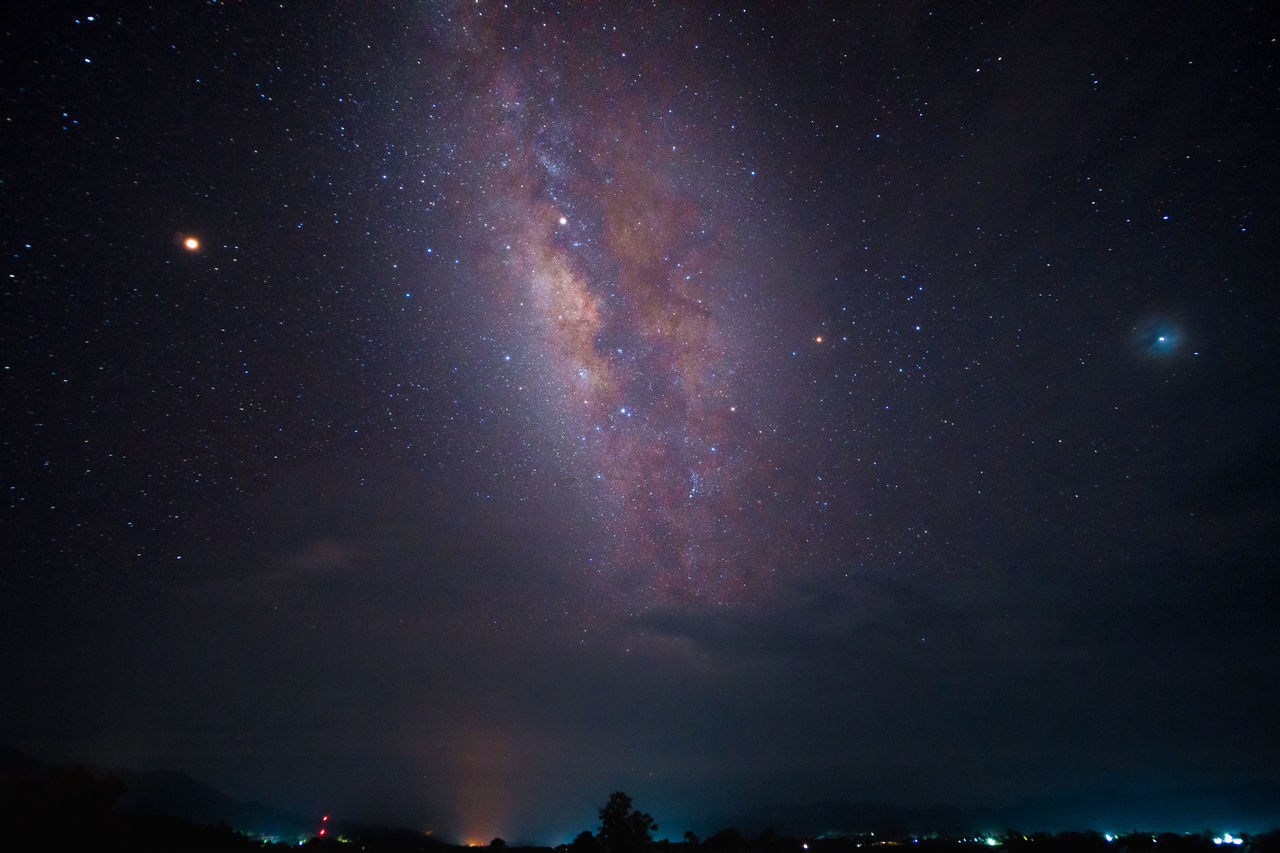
[[598, 791, 658, 853], [705, 827, 744, 853], [572, 829, 606, 853]]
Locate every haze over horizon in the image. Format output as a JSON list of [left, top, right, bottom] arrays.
[[4, 1, 1277, 844]]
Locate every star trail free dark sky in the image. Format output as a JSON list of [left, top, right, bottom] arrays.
[[3, 0, 1278, 843]]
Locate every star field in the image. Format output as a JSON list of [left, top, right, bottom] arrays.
[[3, 1, 1278, 843]]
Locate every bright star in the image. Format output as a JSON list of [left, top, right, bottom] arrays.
[[1133, 318, 1183, 358]]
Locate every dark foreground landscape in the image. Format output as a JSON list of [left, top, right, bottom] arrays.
[[3, 747, 1277, 853]]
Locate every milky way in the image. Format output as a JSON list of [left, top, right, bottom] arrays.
[[433, 7, 824, 610]]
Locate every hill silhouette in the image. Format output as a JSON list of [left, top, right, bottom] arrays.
[[4, 743, 1278, 847], [0, 744, 309, 840], [722, 781, 1280, 837]]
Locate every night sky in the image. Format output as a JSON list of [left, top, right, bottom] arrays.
[[4, 0, 1278, 844]]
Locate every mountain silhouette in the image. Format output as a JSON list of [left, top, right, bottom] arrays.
[[0, 744, 309, 839], [6, 743, 1278, 843], [721, 781, 1280, 838]]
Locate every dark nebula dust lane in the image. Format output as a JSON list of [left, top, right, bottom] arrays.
[[4, 0, 1278, 843]]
